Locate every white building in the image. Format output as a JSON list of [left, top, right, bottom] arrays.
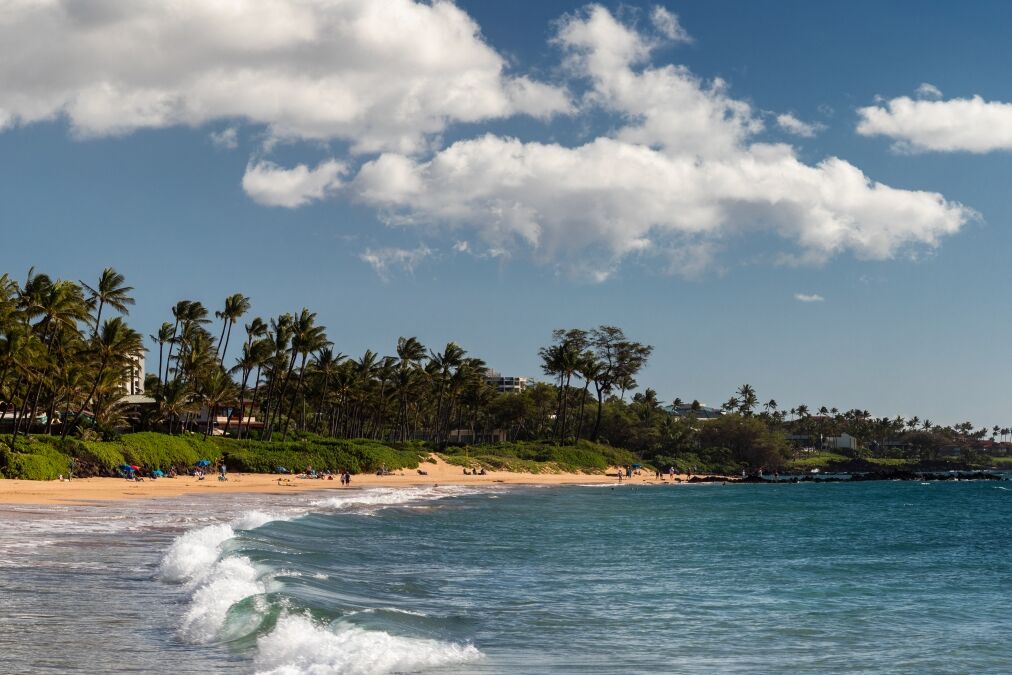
[[486, 369, 528, 393], [125, 353, 144, 395]]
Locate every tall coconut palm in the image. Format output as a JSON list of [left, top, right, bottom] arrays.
[[149, 322, 173, 397], [309, 347, 345, 434], [395, 337, 427, 441], [216, 293, 251, 366], [736, 384, 758, 416], [430, 342, 466, 445], [80, 267, 134, 336], [163, 300, 191, 388], [281, 310, 330, 439]]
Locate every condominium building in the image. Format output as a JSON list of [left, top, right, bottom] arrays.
[[486, 369, 529, 393], [125, 353, 145, 396]]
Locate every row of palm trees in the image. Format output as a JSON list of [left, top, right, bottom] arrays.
[[150, 301, 551, 443], [2, 267, 563, 444], [712, 383, 1003, 454]]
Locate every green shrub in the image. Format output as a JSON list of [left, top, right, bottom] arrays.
[[0, 439, 72, 480], [218, 437, 425, 474], [440, 439, 634, 474]]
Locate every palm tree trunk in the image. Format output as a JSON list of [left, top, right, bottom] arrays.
[[281, 353, 308, 441], [163, 321, 179, 389], [268, 353, 297, 440], [220, 319, 233, 367], [591, 383, 605, 442], [575, 380, 591, 441]]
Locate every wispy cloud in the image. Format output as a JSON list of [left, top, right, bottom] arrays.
[[776, 113, 825, 138], [359, 245, 433, 282], [209, 126, 238, 149], [794, 293, 825, 303]]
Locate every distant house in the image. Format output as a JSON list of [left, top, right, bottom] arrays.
[[830, 433, 858, 451], [667, 403, 724, 420], [194, 401, 262, 435], [787, 432, 858, 451]]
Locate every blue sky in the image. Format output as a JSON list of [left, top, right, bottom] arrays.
[[1, 1, 1011, 427]]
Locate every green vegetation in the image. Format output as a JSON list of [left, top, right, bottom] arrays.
[[220, 437, 426, 474], [0, 438, 72, 480], [441, 440, 635, 474], [2, 266, 1010, 480], [787, 452, 851, 469]]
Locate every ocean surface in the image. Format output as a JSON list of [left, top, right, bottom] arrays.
[[1, 480, 1010, 674]]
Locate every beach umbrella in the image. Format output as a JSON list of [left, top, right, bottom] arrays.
[[196, 459, 211, 467], [276, 466, 287, 473], [130, 465, 141, 471], [152, 470, 164, 477], [118, 464, 134, 472]]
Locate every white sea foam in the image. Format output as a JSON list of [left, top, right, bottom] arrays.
[[311, 485, 483, 512], [160, 489, 481, 645], [358, 607, 429, 618], [181, 555, 264, 641], [159, 510, 291, 584], [158, 522, 236, 583], [253, 614, 481, 675], [159, 510, 295, 642]]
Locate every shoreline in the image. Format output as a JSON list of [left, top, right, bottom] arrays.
[[0, 456, 690, 505]]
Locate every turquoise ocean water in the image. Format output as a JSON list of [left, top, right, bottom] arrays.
[[1, 480, 1010, 673]]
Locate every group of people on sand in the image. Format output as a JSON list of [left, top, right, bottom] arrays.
[[463, 466, 487, 476]]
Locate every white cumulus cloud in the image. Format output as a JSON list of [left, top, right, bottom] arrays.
[[857, 94, 1012, 153], [242, 159, 346, 208], [0, 2, 975, 281], [916, 83, 943, 99], [351, 6, 973, 279], [0, 0, 570, 153], [794, 293, 825, 303]]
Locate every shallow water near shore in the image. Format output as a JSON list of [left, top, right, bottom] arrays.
[[1, 481, 1010, 673]]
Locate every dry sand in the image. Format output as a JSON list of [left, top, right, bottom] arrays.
[[0, 455, 697, 505]]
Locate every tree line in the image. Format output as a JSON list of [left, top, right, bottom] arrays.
[[2, 267, 1003, 469], [0, 267, 657, 449]]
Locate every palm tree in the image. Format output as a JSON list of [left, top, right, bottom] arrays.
[[158, 380, 194, 434], [736, 384, 758, 416], [281, 310, 330, 439], [539, 338, 581, 441], [149, 322, 173, 396], [216, 293, 251, 366], [197, 368, 236, 439], [395, 337, 427, 441], [63, 317, 143, 439], [162, 300, 191, 388], [430, 342, 466, 445], [80, 267, 134, 335]]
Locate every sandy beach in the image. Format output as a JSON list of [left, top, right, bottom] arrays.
[[0, 455, 693, 505]]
